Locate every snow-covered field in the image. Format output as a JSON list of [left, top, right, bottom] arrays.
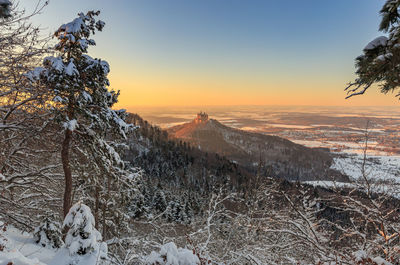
[[0, 223, 55, 265], [303, 179, 400, 199], [305, 152, 400, 198], [331, 154, 400, 183]]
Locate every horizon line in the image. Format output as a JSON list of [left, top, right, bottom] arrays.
[[118, 104, 399, 108]]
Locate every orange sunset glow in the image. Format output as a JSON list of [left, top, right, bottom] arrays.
[[22, 0, 398, 108], [3, 1, 400, 264]]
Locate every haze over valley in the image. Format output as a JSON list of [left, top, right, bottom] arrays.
[[136, 105, 400, 186], [134, 105, 400, 154]]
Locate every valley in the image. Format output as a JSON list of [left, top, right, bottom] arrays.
[[133, 105, 400, 185]]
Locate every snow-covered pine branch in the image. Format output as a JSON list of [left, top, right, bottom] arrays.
[[26, 11, 135, 230], [48, 202, 108, 265], [346, 0, 400, 99]]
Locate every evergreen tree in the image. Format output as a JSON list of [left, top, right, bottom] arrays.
[[63, 202, 106, 257], [122, 168, 147, 219], [34, 217, 63, 249], [26, 11, 131, 218], [346, 0, 400, 99], [164, 198, 191, 224], [152, 189, 167, 213]]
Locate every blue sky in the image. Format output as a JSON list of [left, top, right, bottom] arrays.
[[21, 0, 397, 106]]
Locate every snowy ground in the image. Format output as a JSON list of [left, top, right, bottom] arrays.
[[331, 153, 400, 183], [0, 222, 56, 265], [0, 222, 200, 265], [305, 152, 400, 198], [303, 180, 400, 198], [0, 222, 104, 265]]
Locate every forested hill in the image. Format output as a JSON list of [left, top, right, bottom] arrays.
[[124, 113, 256, 193], [167, 114, 347, 182]]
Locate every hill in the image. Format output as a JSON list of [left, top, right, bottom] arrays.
[[124, 113, 255, 193], [168, 113, 347, 182]]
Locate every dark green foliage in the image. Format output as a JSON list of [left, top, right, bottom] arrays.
[[347, 0, 400, 99], [33, 217, 63, 249], [379, 0, 400, 32], [152, 189, 167, 213]]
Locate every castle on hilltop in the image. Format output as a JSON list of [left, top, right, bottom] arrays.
[[194, 112, 209, 123]]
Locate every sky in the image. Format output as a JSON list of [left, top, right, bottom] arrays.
[[20, 0, 400, 108]]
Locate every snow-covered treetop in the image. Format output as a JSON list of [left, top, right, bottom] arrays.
[[25, 11, 132, 138], [55, 11, 105, 53], [63, 202, 103, 256], [63, 203, 97, 235], [34, 218, 63, 249]]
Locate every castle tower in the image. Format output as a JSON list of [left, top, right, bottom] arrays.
[[194, 112, 209, 123]]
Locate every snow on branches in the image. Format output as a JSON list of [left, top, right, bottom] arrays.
[[25, 10, 134, 221], [25, 10, 131, 139], [145, 242, 200, 265], [0, 0, 59, 231], [34, 218, 63, 249], [55, 11, 104, 53], [63, 202, 107, 257], [346, 0, 400, 98]]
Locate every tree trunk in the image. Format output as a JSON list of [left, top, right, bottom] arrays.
[[102, 170, 111, 239], [62, 128, 73, 218], [94, 185, 99, 230]]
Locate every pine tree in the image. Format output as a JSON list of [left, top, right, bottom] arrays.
[[128, 189, 146, 218], [34, 217, 63, 249], [26, 11, 131, 218], [63, 202, 106, 257], [152, 189, 167, 213], [346, 0, 400, 99], [164, 198, 190, 224]]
